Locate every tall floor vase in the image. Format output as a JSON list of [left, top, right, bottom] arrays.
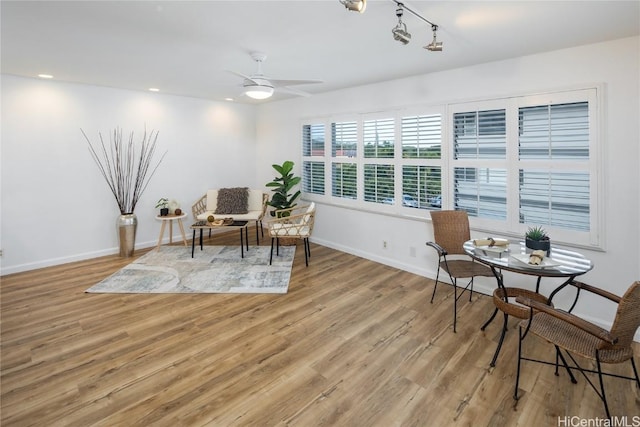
[[117, 213, 138, 257]]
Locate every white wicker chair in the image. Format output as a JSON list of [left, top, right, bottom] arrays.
[[268, 203, 315, 266]]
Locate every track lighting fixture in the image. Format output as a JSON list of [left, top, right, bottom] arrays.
[[424, 24, 443, 51], [338, 0, 443, 52], [339, 0, 366, 13], [392, 5, 411, 45]]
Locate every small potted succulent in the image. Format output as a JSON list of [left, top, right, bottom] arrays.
[[155, 198, 169, 216], [525, 226, 551, 255]]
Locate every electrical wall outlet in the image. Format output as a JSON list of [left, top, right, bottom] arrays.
[[383, 241, 387, 249], [409, 246, 416, 257]]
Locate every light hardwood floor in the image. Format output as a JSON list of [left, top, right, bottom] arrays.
[[2, 228, 639, 426]]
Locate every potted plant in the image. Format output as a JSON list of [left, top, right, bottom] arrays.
[[525, 226, 551, 255], [156, 198, 169, 216], [266, 160, 301, 217], [82, 127, 167, 257]]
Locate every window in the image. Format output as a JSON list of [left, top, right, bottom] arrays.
[[302, 124, 325, 195], [332, 163, 357, 199], [401, 113, 442, 209], [449, 88, 598, 246], [330, 120, 358, 199], [303, 123, 325, 156], [331, 121, 357, 158], [453, 106, 507, 219], [453, 167, 507, 219], [402, 114, 442, 159], [364, 164, 394, 203], [363, 118, 394, 158], [403, 165, 441, 209], [518, 101, 591, 231], [454, 109, 506, 159], [301, 87, 600, 247], [303, 161, 325, 195]]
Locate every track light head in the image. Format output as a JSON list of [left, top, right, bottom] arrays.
[[392, 5, 411, 45], [339, 0, 366, 13], [392, 23, 411, 45], [424, 24, 443, 52]]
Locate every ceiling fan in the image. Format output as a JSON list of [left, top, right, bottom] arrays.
[[229, 52, 323, 100]]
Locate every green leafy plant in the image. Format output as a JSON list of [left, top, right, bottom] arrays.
[[266, 160, 301, 216], [525, 226, 549, 241], [155, 198, 169, 209]]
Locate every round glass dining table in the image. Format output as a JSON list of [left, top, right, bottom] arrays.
[[462, 239, 594, 366]]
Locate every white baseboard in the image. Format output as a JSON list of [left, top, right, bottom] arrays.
[[0, 239, 158, 276]]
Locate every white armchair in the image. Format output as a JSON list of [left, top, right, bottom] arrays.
[[268, 202, 316, 267]]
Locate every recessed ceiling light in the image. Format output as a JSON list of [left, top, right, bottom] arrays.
[[148, 88, 160, 92], [224, 98, 234, 102], [38, 74, 53, 79]]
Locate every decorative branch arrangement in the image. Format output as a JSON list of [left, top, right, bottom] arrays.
[[81, 127, 167, 214]]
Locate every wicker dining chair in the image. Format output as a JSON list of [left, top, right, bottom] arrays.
[[426, 210, 494, 333], [268, 203, 315, 267], [514, 281, 640, 418]]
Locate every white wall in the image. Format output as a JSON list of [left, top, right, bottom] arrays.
[[1, 76, 257, 274], [2, 37, 638, 339], [255, 37, 640, 337]]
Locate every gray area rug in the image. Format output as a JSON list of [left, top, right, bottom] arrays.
[[86, 245, 295, 294]]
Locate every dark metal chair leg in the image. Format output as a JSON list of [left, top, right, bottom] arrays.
[[630, 357, 640, 388], [430, 267, 441, 304], [489, 313, 509, 367], [453, 279, 458, 333], [555, 347, 577, 384], [596, 351, 611, 419], [514, 326, 524, 400]]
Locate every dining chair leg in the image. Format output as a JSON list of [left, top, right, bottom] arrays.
[[555, 347, 577, 384], [489, 313, 509, 367], [631, 357, 640, 388], [596, 350, 611, 419], [269, 238, 275, 265], [430, 266, 441, 304], [514, 325, 524, 400], [453, 279, 458, 333]]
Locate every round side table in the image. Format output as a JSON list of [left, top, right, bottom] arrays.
[[156, 213, 188, 248]]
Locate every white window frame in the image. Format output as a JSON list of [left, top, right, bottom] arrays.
[[300, 85, 603, 249]]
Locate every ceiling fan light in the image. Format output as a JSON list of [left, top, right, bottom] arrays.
[[244, 85, 274, 100], [339, 0, 366, 13]]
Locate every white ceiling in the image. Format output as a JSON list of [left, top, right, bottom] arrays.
[[2, 1, 639, 104]]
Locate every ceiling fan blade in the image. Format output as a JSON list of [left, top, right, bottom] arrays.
[[226, 70, 259, 85], [277, 86, 313, 97], [270, 79, 323, 87]]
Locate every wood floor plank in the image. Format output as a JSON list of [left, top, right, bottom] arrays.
[[2, 227, 639, 426]]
